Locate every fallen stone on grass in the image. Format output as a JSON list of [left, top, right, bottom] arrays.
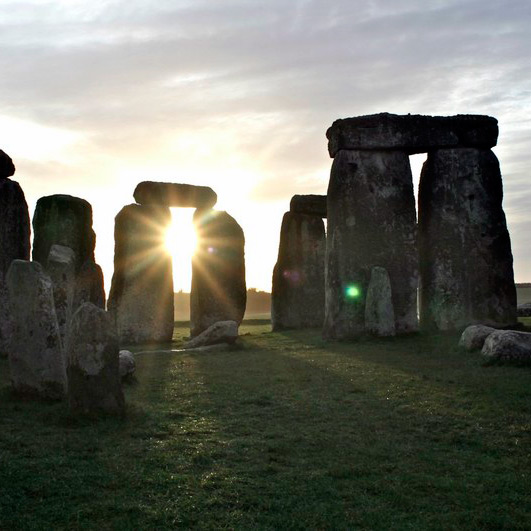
[[119, 350, 136, 380], [458, 324, 496, 351], [481, 330, 531, 365], [184, 320, 238, 349], [517, 303, 531, 317]]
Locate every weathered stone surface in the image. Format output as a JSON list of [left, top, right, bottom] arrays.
[[108, 204, 174, 344], [191, 209, 246, 337], [134, 181, 217, 209], [481, 330, 531, 365], [6, 260, 66, 399], [364, 266, 395, 337], [323, 150, 418, 340], [74, 259, 105, 310], [327, 113, 498, 157], [271, 212, 325, 330], [32, 194, 95, 271], [0, 149, 15, 178], [67, 303, 125, 415], [418, 148, 517, 331], [47, 244, 76, 342], [0, 177, 31, 356], [458, 324, 496, 351], [184, 320, 238, 349], [119, 350, 136, 380], [517, 303, 531, 317], [289, 195, 327, 218]]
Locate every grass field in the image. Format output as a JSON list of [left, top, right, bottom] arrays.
[[1, 322, 531, 529]]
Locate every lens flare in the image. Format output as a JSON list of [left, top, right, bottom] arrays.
[[345, 284, 361, 299]]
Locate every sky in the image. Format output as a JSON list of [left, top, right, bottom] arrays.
[[1, 0, 530, 293]]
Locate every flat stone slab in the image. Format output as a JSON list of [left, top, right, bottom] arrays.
[[326, 113, 498, 156], [184, 320, 238, 349], [289, 195, 327, 218], [134, 181, 217, 208]]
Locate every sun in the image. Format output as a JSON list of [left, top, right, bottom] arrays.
[[164, 209, 198, 291]]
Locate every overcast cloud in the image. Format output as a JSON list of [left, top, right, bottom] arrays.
[[1, 0, 530, 290]]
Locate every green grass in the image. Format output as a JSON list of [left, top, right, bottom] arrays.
[[1, 324, 531, 530]]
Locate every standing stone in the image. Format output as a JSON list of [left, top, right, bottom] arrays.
[[418, 148, 516, 330], [272, 212, 325, 330], [191, 209, 246, 337], [32, 194, 96, 271], [74, 259, 106, 310], [67, 303, 125, 416], [47, 245, 76, 342], [6, 260, 66, 399], [0, 174, 31, 356], [364, 266, 396, 337], [324, 149, 418, 339], [108, 204, 174, 344]]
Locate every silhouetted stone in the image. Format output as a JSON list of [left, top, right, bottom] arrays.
[[6, 260, 66, 399], [119, 350, 135, 380], [458, 324, 496, 351], [47, 245, 76, 342], [289, 195, 327, 218], [482, 330, 531, 365], [32, 194, 95, 271], [364, 266, 395, 337], [184, 320, 238, 348], [418, 148, 516, 330], [108, 204, 173, 344], [327, 113, 498, 157], [0, 176, 31, 356], [272, 212, 325, 330], [0, 150, 15, 178], [74, 259, 105, 310], [323, 149, 418, 340], [134, 181, 217, 208], [67, 303, 125, 416], [191, 209, 246, 337]]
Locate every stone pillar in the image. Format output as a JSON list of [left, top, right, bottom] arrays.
[[323, 149, 418, 339], [191, 209, 246, 337], [32, 194, 96, 270], [418, 148, 517, 330], [6, 260, 66, 399], [0, 151, 31, 357], [108, 204, 174, 344], [272, 212, 325, 330]]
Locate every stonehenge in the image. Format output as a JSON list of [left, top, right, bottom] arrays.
[[191, 209, 246, 337], [271, 198, 326, 330], [134, 181, 217, 209], [323, 112, 516, 337], [108, 203, 174, 344]]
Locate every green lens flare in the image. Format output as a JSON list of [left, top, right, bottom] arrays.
[[345, 285, 361, 299]]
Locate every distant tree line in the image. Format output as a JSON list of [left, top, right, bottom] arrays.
[[174, 288, 271, 321]]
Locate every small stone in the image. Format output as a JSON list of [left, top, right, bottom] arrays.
[[517, 303, 531, 317], [0, 150, 15, 178], [6, 260, 66, 399], [364, 266, 396, 336], [289, 195, 327, 218], [481, 330, 531, 365], [184, 320, 238, 349], [134, 181, 217, 209], [458, 324, 496, 351], [67, 303, 125, 415], [119, 350, 136, 380]]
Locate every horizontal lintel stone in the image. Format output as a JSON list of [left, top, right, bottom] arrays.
[[289, 194, 327, 218], [134, 181, 217, 208], [326, 113, 498, 157]]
